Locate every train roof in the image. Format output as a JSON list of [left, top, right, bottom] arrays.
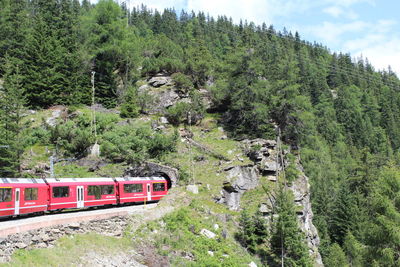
[[45, 178, 115, 183], [0, 177, 166, 184], [115, 177, 165, 182], [0, 178, 46, 184]]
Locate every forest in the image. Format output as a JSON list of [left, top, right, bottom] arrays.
[[1, 0, 400, 266]]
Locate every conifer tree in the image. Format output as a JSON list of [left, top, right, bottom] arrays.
[[270, 188, 313, 267], [0, 55, 26, 176]]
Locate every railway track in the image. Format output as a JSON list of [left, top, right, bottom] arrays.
[[0, 203, 157, 238]]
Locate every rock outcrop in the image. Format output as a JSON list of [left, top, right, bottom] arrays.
[[233, 138, 323, 265], [218, 165, 259, 210], [137, 74, 212, 114], [288, 161, 323, 266], [147, 75, 173, 87], [138, 75, 184, 114], [242, 139, 282, 174]]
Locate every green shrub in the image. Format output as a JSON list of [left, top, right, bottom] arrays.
[[120, 87, 140, 118], [148, 131, 178, 159], [165, 102, 190, 126], [165, 91, 205, 126], [50, 121, 93, 157], [137, 90, 156, 114], [172, 72, 193, 93], [100, 125, 177, 164]]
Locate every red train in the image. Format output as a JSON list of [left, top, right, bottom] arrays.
[[0, 177, 168, 218]]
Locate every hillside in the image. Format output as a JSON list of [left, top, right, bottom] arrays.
[[1, 0, 400, 266]]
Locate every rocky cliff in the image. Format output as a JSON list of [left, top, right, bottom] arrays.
[[218, 137, 323, 265]]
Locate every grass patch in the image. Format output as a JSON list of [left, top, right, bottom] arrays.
[[133, 203, 258, 267], [1, 233, 133, 267], [241, 176, 273, 214], [54, 164, 95, 178]]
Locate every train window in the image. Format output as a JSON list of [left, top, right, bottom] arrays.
[[0, 188, 12, 202], [124, 184, 143, 193], [101, 185, 114, 195], [53, 186, 69, 198], [153, 183, 165, 192], [25, 188, 38, 201], [88, 185, 101, 199]]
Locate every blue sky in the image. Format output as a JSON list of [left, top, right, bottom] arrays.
[[114, 0, 400, 75]]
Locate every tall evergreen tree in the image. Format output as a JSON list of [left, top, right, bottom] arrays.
[[0, 55, 26, 176], [270, 188, 313, 267]]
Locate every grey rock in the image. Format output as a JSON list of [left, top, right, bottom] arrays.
[[69, 223, 80, 229], [221, 229, 228, 239], [138, 84, 149, 92], [263, 160, 278, 172], [46, 107, 64, 127], [259, 203, 272, 214], [249, 262, 257, 267], [186, 185, 199, 194], [200, 229, 216, 239], [36, 242, 48, 249], [221, 165, 259, 210], [15, 242, 28, 249], [148, 76, 172, 87], [288, 160, 323, 266], [159, 116, 169, 124]]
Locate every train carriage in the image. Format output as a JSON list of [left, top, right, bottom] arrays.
[[116, 177, 168, 204], [46, 178, 118, 211], [0, 178, 48, 218], [0, 176, 169, 220]]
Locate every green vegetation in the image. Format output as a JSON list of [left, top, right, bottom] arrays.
[[1, 0, 400, 266], [0, 234, 134, 267], [133, 202, 258, 266]]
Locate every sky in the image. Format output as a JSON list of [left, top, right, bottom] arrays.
[[113, 0, 400, 75]]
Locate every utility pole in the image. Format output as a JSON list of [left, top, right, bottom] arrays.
[[91, 71, 97, 141], [188, 111, 194, 185], [90, 71, 100, 157]]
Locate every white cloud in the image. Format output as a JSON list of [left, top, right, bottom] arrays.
[[323, 6, 343, 17], [187, 0, 273, 24], [305, 18, 400, 75], [324, 0, 375, 7], [304, 20, 369, 45], [352, 38, 400, 75], [343, 20, 400, 74], [323, 6, 358, 19], [186, 0, 319, 25]]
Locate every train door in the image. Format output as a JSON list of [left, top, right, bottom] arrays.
[[147, 184, 151, 201], [14, 188, 20, 215], [77, 186, 84, 208]]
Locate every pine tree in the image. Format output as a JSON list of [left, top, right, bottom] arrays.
[[324, 243, 349, 267], [0, 55, 26, 176], [270, 188, 313, 267]]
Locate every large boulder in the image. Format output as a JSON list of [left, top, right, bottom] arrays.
[[138, 83, 181, 114], [218, 165, 259, 210], [147, 75, 173, 87]]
